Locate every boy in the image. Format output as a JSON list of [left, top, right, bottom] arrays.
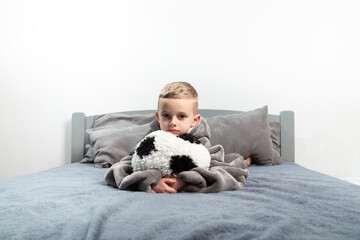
[[105, 82, 249, 193], [151, 82, 201, 193]]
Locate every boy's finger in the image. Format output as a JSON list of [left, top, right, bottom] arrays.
[[163, 178, 177, 184], [166, 186, 177, 193]]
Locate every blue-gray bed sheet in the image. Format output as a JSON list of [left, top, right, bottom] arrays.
[[1, 161, 360, 240]]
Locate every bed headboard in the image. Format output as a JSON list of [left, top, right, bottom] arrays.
[[71, 110, 295, 164]]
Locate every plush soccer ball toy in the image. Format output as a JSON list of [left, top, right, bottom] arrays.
[[131, 130, 211, 176]]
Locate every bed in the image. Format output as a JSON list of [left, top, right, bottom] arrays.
[[1, 107, 360, 240]]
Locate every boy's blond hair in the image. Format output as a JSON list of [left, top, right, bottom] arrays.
[[158, 82, 198, 114]]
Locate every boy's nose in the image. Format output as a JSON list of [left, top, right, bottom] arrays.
[[169, 117, 177, 126]]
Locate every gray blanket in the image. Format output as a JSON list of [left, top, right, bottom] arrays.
[[1, 162, 360, 240], [105, 117, 249, 193]]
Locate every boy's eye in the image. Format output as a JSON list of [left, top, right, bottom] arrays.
[[179, 115, 186, 119], [162, 114, 170, 118]]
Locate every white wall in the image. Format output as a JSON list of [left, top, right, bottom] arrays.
[[1, 0, 359, 181]]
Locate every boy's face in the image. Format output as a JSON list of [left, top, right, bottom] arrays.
[[156, 98, 200, 136]]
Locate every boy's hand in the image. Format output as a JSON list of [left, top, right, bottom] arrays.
[[151, 176, 186, 193], [168, 177, 186, 191], [151, 178, 177, 193]]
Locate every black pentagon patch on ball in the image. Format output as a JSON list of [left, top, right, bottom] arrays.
[[136, 136, 157, 158], [178, 133, 200, 144], [170, 155, 197, 173]]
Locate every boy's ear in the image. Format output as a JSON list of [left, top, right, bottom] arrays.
[[191, 114, 201, 127], [155, 111, 160, 121]]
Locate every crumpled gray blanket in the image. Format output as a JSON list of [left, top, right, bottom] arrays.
[[104, 117, 249, 193]]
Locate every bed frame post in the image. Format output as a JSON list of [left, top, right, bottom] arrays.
[[71, 112, 86, 163], [280, 111, 295, 163]]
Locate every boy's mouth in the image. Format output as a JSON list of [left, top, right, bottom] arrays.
[[168, 129, 180, 135]]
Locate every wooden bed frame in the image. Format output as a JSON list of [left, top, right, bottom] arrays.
[[71, 109, 295, 164]]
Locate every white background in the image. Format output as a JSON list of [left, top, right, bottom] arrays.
[[1, 1, 359, 183]]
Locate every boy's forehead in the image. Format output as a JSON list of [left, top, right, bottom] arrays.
[[158, 98, 194, 112]]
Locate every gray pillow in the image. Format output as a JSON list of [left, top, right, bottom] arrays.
[[80, 114, 156, 168], [206, 106, 273, 166], [269, 121, 282, 165], [94, 113, 156, 130]]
